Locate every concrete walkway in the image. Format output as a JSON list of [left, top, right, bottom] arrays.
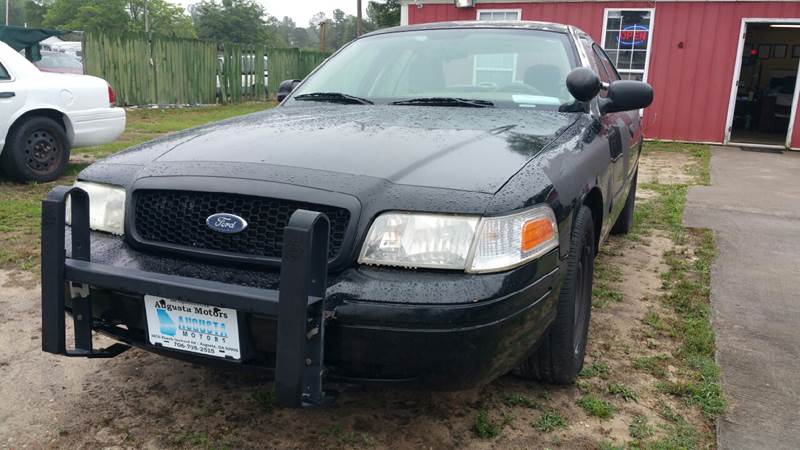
[[684, 146, 800, 450]]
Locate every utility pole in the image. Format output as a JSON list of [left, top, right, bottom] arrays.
[[356, 0, 363, 37], [5, 0, 9, 26], [144, 0, 150, 33], [319, 21, 327, 53]]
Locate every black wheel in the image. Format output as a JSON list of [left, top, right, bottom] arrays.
[[611, 170, 638, 235], [1, 116, 70, 183], [516, 205, 595, 384]]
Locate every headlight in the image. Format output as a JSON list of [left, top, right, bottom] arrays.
[[467, 206, 558, 273], [65, 182, 126, 235], [358, 205, 559, 273], [358, 212, 479, 270]]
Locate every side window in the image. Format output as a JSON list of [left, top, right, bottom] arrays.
[[580, 37, 611, 96], [0, 63, 10, 81], [593, 45, 621, 82]]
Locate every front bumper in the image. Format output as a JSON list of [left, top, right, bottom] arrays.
[[42, 187, 561, 407]]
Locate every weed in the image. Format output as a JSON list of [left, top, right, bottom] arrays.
[[642, 141, 711, 186], [631, 354, 670, 378], [534, 411, 567, 433], [576, 394, 615, 419], [579, 362, 611, 380], [504, 393, 540, 409], [473, 408, 500, 439], [629, 415, 654, 440], [325, 424, 375, 448], [607, 383, 638, 402], [592, 287, 623, 308], [643, 309, 669, 333], [596, 440, 625, 450], [251, 388, 275, 413]]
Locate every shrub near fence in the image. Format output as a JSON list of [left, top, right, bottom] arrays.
[[83, 32, 330, 107]]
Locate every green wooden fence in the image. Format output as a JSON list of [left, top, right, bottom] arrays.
[[83, 33, 328, 106], [266, 48, 330, 96]]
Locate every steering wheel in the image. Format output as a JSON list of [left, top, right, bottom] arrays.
[[495, 83, 544, 95]]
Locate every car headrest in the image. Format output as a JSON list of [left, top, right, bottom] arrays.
[[524, 65, 565, 98]]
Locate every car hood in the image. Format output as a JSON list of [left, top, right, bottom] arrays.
[[97, 105, 578, 194]]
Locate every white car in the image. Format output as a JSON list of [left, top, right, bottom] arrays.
[[0, 42, 125, 182]]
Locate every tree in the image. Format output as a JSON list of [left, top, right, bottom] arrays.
[[44, 0, 131, 33], [192, 0, 282, 46], [42, 0, 194, 36], [367, 0, 400, 29], [128, 0, 195, 38], [24, 0, 52, 28]]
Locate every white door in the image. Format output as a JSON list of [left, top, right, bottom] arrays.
[[0, 60, 24, 150]]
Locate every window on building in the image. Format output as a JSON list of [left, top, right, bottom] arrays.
[[474, 53, 518, 85], [474, 10, 522, 84], [477, 10, 521, 21], [602, 9, 654, 81]]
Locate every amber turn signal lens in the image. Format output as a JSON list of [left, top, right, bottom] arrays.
[[521, 218, 555, 252]]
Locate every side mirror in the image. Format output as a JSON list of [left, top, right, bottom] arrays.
[[566, 67, 601, 102], [600, 80, 653, 114], [277, 79, 301, 102]]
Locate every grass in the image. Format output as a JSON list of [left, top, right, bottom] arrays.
[[325, 424, 375, 448], [534, 411, 567, 433], [597, 441, 625, 450], [576, 394, 615, 419], [621, 141, 724, 446], [631, 354, 670, 378], [504, 393, 540, 409], [657, 230, 725, 416], [647, 403, 702, 450], [607, 383, 638, 402], [643, 140, 711, 186], [0, 103, 273, 272], [473, 408, 501, 439], [628, 415, 655, 440], [579, 362, 611, 380], [250, 387, 275, 413], [592, 260, 624, 308]]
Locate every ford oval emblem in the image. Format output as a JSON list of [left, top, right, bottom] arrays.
[[206, 213, 248, 234]]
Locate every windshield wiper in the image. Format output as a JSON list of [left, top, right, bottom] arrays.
[[390, 97, 494, 108], [293, 92, 373, 105]]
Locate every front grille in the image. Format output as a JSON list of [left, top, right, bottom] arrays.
[[133, 190, 351, 260]]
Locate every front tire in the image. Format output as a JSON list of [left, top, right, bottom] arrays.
[[1, 116, 70, 183], [516, 205, 595, 384]]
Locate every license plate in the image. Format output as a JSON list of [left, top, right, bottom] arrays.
[[144, 296, 241, 360]]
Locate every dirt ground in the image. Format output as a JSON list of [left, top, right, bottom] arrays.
[[0, 150, 713, 449]]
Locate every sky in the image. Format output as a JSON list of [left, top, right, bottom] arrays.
[[167, 1, 365, 27]]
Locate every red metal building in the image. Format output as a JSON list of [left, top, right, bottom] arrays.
[[400, 0, 800, 150]]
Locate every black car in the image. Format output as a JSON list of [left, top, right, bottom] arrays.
[[41, 21, 652, 407]]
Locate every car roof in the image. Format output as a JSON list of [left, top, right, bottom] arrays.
[[364, 20, 573, 38]]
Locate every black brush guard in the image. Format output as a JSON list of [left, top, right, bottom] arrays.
[[41, 186, 331, 408]]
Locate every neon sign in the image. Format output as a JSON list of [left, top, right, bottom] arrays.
[[618, 25, 649, 46]]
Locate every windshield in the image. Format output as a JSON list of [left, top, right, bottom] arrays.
[[289, 28, 578, 110]]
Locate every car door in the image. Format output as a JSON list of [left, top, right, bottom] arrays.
[[593, 45, 641, 193], [579, 37, 628, 221], [0, 60, 24, 148]]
